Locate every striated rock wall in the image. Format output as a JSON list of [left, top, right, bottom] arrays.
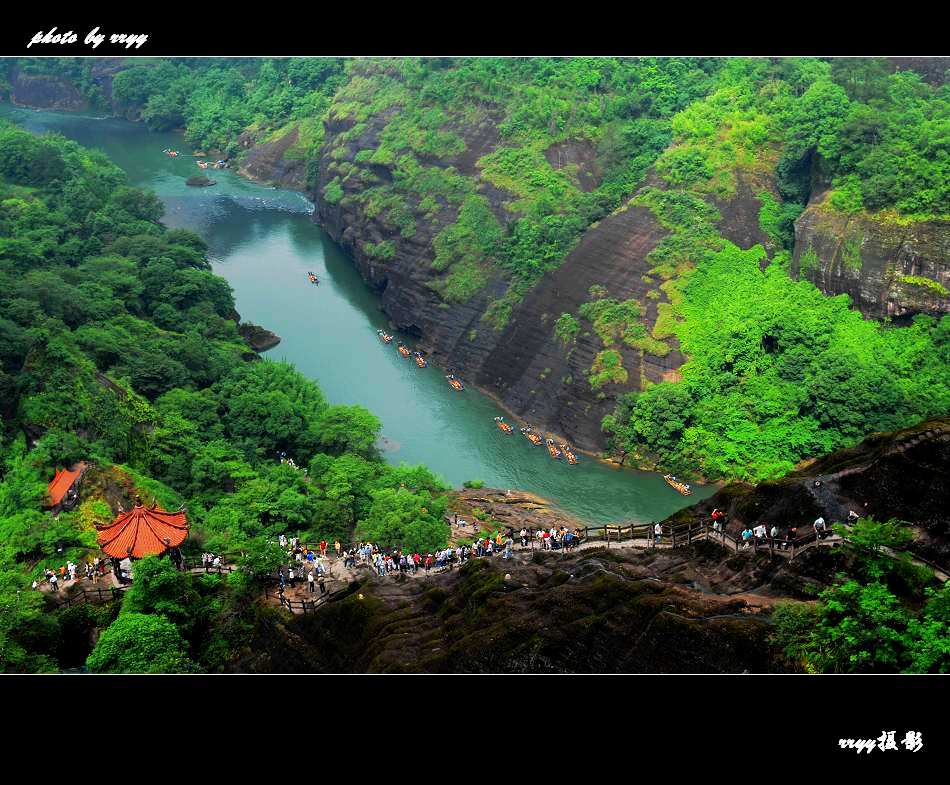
[[237, 125, 308, 191], [10, 71, 87, 111], [792, 195, 950, 319], [666, 416, 950, 567], [308, 107, 776, 452]]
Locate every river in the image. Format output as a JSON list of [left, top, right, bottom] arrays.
[[1, 103, 715, 523]]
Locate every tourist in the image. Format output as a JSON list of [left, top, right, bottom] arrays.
[[741, 527, 754, 549], [50, 574, 58, 592], [424, 554, 432, 574], [654, 522, 662, 544], [814, 516, 827, 540], [288, 567, 296, 588], [320, 540, 328, 558], [334, 540, 341, 558], [520, 528, 528, 547], [308, 570, 315, 593], [770, 524, 778, 542], [753, 523, 767, 545], [318, 577, 326, 595]]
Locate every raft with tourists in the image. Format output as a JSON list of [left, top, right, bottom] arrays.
[[376, 329, 393, 344], [307, 271, 319, 284], [397, 343, 411, 359], [494, 416, 513, 434], [546, 439, 562, 459], [561, 444, 578, 464], [664, 474, 692, 496], [521, 427, 543, 446], [446, 374, 464, 391], [413, 351, 427, 368], [162, 149, 179, 157]]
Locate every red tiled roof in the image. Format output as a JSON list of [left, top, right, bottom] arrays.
[[96, 502, 189, 559], [46, 463, 87, 507]]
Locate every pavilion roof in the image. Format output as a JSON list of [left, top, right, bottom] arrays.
[[96, 501, 189, 559], [46, 463, 87, 507]]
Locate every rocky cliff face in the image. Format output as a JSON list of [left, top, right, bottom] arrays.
[[10, 71, 87, 111], [792, 193, 950, 320], [8, 60, 125, 113], [233, 539, 814, 673], [305, 110, 774, 452], [237, 125, 308, 191], [667, 415, 950, 567]]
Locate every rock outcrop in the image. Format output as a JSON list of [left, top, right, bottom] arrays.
[[238, 322, 281, 353], [237, 124, 308, 191], [10, 71, 87, 111], [792, 193, 950, 320], [666, 415, 950, 568]]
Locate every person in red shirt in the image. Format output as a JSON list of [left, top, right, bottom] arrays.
[[320, 540, 327, 558]]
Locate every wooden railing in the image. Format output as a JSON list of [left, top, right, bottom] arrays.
[[56, 584, 129, 607], [263, 585, 335, 615]]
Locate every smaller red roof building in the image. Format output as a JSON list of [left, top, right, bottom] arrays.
[[46, 462, 88, 508], [96, 499, 189, 559]]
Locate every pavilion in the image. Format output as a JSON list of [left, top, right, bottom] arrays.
[[46, 462, 88, 510], [96, 496, 189, 577]]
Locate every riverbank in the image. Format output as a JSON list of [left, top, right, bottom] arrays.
[[0, 101, 715, 525]]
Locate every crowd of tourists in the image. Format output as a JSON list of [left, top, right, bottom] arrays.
[[34, 557, 106, 592], [269, 522, 591, 599], [710, 506, 862, 550]]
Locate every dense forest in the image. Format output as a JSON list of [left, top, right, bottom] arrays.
[[0, 57, 947, 673], [5, 56, 943, 482], [0, 122, 450, 671]]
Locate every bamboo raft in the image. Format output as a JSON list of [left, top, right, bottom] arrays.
[[546, 439, 562, 459], [397, 344, 411, 359], [521, 428, 543, 446], [376, 329, 393, 343], [561, 444, 578, 464], [413, 352, 427, 368], [446, 375, 464, 391], [664, 474, 692, 496], [307, 272, 319, 284], [494, 416, 513, 434]]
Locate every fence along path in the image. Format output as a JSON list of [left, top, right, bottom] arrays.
[[50, 518, 949, 614], [577, 520, 948, 582]]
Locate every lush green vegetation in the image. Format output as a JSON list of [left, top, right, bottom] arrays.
[[603, 242, 950, 480], [2, 57, 948, 673], [0, 124, 450, 672], [772, 518, 950, 673]]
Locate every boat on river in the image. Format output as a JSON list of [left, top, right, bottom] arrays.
[[397, 344, 411, 359], [307, 271, 319, 284], [664, 474, 692, 496], [376, 329, 393, 344], [446, 374, 464, 391], [521, 427, 543, 446], [163, 149, 179, 157], [561, 444, 578, 464], [546, 439, 562, 459], [494, 416, 513, 434], [413, 351, 427, 368]]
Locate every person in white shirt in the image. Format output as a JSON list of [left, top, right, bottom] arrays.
[[654, 522, 662, 543], [814, 516, 827, 539]]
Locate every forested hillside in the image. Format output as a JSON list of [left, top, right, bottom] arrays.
[[0, 58, 947, 674], [0, 123, 450, 671]]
